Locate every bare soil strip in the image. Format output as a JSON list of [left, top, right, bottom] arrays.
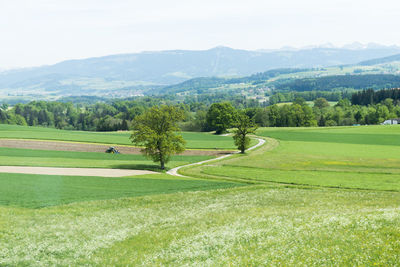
[[0, 166, 156, 177], [0, 139, 233, 156]]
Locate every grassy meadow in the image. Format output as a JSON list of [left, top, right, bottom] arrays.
[[1, 185, 399, 266], [183, 125, 400, 190], [0, 124, 238, 149], [1, 125, 400, 265]]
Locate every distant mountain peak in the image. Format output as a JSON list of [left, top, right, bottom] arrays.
[[210, 46, 236, 51], [342, 42, 366, 50], [342, 42, 400, 50]]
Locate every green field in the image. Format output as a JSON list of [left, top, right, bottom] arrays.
[[1, 185, 399, 265], [1, 125, 400, 265], [0, 173, 240, 208], [183, 125, 400, 190], [0, 124, 238, 149], [0, 146, 212, 171]]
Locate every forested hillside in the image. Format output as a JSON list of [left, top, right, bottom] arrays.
[[359, 53, 400, 65], [158, 68, 308, 94], [276, 74, 400, 92]]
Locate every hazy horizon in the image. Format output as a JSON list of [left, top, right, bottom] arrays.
[[2, 42, 400, 71], [1, 0, 400, 69]]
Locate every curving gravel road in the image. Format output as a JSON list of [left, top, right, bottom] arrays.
[[167, 137, 265, 177]]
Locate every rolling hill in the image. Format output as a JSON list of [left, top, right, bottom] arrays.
[[359, 53, 400, 66], [1, 45, 400, 99]]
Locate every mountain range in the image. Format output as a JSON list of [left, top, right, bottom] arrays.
[[1, 45, 400, 99]]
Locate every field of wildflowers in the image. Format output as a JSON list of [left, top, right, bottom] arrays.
[[1, 186, 399, 265]]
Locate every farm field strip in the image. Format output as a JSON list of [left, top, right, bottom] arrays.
[[0, 172, 242, 208], [0, 138, 234, 155], [0, 146, 215, 171], [0, 124, 244, 149]]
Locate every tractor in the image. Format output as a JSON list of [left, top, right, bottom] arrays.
[[105, 147, 120, 154]]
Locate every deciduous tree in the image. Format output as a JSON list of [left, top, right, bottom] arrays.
[[233, 112, 258, 153], [206, 102, 237, 134], [314, 97, 330, 109], [130, 105, 186, 169]]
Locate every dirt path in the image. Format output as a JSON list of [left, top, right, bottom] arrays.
[[0, 139, 233, 156], [167, 137, 265, 177], [0, 166, 156, 177]]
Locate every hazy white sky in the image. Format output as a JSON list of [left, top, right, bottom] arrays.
[[1, 0, 399, 68]]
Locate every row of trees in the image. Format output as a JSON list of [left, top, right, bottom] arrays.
[[268, 90, 353, 104], [254, 98, 400, 127], [0, 100, 165, 131], [197, 97, 400, 131], [0, 95, 263, 132], [1, 93, 400, 134]]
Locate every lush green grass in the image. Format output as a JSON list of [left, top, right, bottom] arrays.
[[0, 124, 238, 149], [0, 146, 212, 171], [258, 125, 400, 146], [1, 185, 399, 265], [0, 172, 240, 208], [201, 166, 400, 191], [182, 125, 400, 191]]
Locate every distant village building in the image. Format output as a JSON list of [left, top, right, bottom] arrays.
[[382, 119, 400, 125]]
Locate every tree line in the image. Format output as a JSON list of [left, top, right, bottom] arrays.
[[193, 97, 400, 130], [276, 74, 400, 92], [0, 100, 154, 131], [351, 88, 400, 105], [252, 98, 399, 127], [0, 95, 263, 132], [1, 92, 400, 133], [268, 90, 354, 104]]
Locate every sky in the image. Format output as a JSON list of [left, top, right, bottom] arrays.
[[1, 0, 399, 69]]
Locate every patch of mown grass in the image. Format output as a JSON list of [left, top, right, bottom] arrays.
[[257, 125, 400, 146], [260, 130, 400, 146], [0, 124, 239, 149], [201, 165, 400, 191], [0, 172, 241, 208], [0, 147, 213, 170]]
